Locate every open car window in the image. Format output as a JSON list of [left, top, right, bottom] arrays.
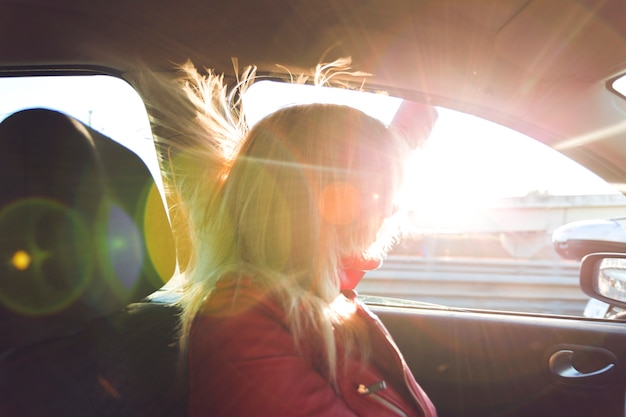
[[5, 75, 626, 319], [0, 75, 160, 190], [243, 80, 626, 318]]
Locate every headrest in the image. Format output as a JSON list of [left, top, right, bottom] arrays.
[[0, 109, 176, 352]]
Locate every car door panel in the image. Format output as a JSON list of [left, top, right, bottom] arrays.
[[373, 306, 626, 417]]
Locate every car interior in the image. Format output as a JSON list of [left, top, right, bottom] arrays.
[[0, 109, 185, 417], [2, 0, 626, 417]]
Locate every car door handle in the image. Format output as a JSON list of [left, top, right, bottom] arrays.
[[549, 348, 617, 387]]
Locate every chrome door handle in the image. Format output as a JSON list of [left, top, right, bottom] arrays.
[[549, 348, 617, 387]]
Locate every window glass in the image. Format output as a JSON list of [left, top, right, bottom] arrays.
[[243, 80, 626, 318], [0, 75, 160, 188], [612, 73, 626, 98], [8, 75, 623, 318]]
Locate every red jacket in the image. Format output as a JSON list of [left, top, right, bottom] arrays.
[[189, 279, 437, 417]]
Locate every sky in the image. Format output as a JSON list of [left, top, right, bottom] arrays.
[[242, 81, 620, 203], [1, 75, 620, 213]]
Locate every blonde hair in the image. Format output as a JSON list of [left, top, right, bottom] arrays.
[[138, 61, 412, 382]]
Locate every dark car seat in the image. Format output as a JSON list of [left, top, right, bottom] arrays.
[[0, 109, 187, 417]]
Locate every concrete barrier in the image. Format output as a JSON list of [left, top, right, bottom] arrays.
[[358, 256, 586, 316]]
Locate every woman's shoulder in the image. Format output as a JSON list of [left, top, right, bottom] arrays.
[[190, 278, 297, 361], [201, 276, 285, 315], [194, 278, 286, 329]]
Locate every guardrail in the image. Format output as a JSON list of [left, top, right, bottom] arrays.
[[358, 256, 587, 316]]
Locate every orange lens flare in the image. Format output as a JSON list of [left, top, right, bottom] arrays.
[[319, 182, 361, 225]]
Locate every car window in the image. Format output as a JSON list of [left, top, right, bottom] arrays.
[[6, 75, 625, 319], [612, 73, 626, 99], [0, 75, 161, 190], [243, 80, 626, 318]]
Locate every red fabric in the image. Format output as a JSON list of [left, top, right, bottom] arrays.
[[339, 257, 382, 291], [188, 279, 437, 417]]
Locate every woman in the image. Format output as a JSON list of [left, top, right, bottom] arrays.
[[148, 62, 437, 417]]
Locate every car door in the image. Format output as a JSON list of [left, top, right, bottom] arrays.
[[374, 303, 625, 417]]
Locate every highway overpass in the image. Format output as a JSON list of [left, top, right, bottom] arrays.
[[405, 194, 626, 258]]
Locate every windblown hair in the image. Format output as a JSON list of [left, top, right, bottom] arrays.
[[137, 61, 411, 382]]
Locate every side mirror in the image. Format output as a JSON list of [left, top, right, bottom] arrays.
[[580, 253, 626, 309], [552, 219, 626, 261]]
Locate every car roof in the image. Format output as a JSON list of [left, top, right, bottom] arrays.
[[2, 0, 626, 187]]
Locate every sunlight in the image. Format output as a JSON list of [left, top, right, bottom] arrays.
[[0, 75, 162, 191], [554, 119, 626, 150], [3, 76, 618, 236], [241, 81, 622, 233], [397, 108, 620, 229], [398, 110, 513, 223], [243, 81, 401, 125]]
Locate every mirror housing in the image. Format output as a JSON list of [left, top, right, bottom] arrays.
[[552, 219, 626, 260], [580, 253, 626, 309]]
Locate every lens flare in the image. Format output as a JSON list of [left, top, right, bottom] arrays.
[[0, 198, 93, 316], [319, 182, 361, 225], [143, 183, 176, 284], [11, 250, 31, 271], [103, 204, 143, 290]]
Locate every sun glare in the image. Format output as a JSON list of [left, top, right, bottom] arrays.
[[398, 108, 622, 231], [242, 80, 621, 232], [7, 76, 613, 238]]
